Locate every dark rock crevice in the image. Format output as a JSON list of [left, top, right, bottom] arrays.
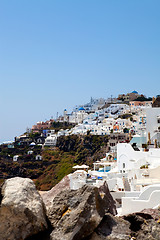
[[94, 214, 117, 237], [83, 214, 131, 240], [0, 182, 4, 204], [124, 214, 144, 232], [25, 217, 53, 240]]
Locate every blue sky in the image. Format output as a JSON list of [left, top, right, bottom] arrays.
[[0, 0, 160, 142]]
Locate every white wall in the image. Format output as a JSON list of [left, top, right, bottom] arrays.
[[146, 108, 160, 140], [69, 171, 87, 190], [121, 185, 160, 215], [117, 143, 148, 173]]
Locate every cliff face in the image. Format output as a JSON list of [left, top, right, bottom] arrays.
[[0, 135, 109, 191], [36, 135, 109, 190], [1, 177, 160, 240]]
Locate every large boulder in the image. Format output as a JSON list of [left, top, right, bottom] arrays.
[[0, 177, 48, 240], [47, 182, 117, 240], [40, 175, 70, 210]]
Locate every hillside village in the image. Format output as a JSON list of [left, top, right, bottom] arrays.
[[1, 91, 160, 215], [8, 90, 159, 151], [15, 90, 158, 147]]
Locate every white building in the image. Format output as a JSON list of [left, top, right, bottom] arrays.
[[117, 143, 148, 174], [44, 131, 57, 146], [117, 143, 160, 173], [27, 150, 33, 155], [121, 184, 160, 215], [146, 108, 160, 144], [106, 104, 130, 116], [13, 155, 19, 162], [69, 170, 87, 190], [69, 107, 88, 124], [36, 155, 42, 160]]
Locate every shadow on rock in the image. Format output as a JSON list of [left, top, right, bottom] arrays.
[[84, 214, 131, 240]]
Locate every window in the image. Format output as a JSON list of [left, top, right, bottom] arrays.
[[123, 163, 125, 168], [110, 143, 115, 147]]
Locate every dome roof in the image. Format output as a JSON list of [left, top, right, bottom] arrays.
[[79, 107, 85, 111], [132, 90, 138, 94]]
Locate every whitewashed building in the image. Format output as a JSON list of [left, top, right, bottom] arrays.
[[146, 108, 160, 144]]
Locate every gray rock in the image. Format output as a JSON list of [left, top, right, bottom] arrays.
[[140, 208, 160, 221], [98, 181, 117, 216], [135, 220, 160, 240], [0, 177, 48, 240], [40, 175, 70, 210], [48, 182, 116, 240], [123, 211, 160, 240], [89, 214, 131, 240]]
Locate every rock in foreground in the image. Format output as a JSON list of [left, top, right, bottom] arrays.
[[0, 177, 48, 240], [47, 183, 117, 240], [89, 214, 131, 240], [40, 175, 70, 210], [123, 210, 160, 240]]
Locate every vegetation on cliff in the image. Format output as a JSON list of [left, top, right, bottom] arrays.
[[0, 134, 109, 190]]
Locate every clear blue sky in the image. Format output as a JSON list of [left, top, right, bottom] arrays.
[[0, 0, 160, 142]]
